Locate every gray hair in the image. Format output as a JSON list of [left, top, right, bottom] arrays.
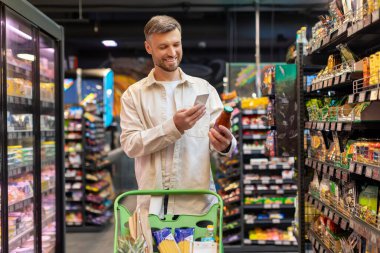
[[144, 15, 182, 40]]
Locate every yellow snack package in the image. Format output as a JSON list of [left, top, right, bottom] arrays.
[[153, 228, 180, 253], [175, 228, 194, 253]]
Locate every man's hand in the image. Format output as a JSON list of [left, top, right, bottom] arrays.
[[173, 104, 206, 134], [209, 125, 233, 153]]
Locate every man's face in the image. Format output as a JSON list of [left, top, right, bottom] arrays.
[[144, 29, 182, 72]]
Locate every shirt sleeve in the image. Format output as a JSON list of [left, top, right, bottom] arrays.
[[208, 85, 237, 157], [119, 89, 182, 158]]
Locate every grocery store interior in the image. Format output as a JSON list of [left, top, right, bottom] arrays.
[[1, 0, 380, 252]]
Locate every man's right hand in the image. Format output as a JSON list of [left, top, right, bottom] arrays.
[[173, 104, 206, 134]]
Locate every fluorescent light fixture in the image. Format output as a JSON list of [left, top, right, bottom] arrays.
[[102, 40, 117, 47], [17, 53, 35, 61], [8, 24, 32, 40]]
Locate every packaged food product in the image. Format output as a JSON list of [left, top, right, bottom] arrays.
[[152, 228, 180, 253], [174, 228, 194, 253]]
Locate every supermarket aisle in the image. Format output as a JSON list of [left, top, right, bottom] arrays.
[[66, 222, 114, 253]]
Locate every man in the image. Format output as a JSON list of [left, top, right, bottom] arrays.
[[120, 15, 236, 217]]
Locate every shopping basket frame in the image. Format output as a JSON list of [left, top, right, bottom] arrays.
[[113, 189, 224, 253]]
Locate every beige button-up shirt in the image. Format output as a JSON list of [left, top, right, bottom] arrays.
[[120, 68, 236, 216]]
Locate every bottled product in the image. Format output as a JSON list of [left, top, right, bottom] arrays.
[[214, 106, 233, 133], [201, 225, 215, 242]]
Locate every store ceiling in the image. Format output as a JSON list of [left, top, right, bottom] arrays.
[[28, 0, 329, 66]]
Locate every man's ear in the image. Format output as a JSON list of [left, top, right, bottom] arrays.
[[144, 41, 152, 55]]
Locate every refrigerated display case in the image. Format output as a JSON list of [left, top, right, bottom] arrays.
[[0, 0, 64, 252]]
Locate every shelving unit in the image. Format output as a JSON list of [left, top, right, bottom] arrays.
[[296, 4, 380, 252], [64, 104, 115, 232], [0, 1, 64, 252], [219, 81, 297, 252]]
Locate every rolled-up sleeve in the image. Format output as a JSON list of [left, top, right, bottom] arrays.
[[120, 89, 182, 158]]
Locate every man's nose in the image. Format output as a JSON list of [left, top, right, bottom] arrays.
[[167, 46, 176, 57]]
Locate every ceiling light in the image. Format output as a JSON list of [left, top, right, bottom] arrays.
[[17, 53, 35, 61], [102, 40, 117, 47], [8, 24, 32, 40]]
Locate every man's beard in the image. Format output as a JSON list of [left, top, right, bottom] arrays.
[[156, 56, 181, 72]]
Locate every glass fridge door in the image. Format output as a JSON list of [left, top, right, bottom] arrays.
[[39, 33, 57, 253], [5, 11, 36, 252]]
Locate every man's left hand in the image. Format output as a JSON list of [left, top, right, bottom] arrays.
[[208, 125, 233, 153]]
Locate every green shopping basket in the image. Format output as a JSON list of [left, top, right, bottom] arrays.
[[113, 189, 224, 253]]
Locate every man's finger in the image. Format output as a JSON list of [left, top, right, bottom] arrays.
[[217, 125, 233, 140], [208, 132, 224, 151], [210, 128, 230, 145], [184, 104, 205, 117], [189, 107, 206, 122], [189, 110, 206, 126]]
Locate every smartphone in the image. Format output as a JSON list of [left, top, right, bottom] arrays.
[[193, 94, 209, 106]]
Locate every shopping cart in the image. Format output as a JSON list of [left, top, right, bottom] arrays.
[[113, 189, 224, 253]]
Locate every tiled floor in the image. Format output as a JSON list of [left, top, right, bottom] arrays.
[[66, 221, 114, 253]]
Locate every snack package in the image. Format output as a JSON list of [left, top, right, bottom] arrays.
[[174, 228, 194, 253], [153, 228, 180, 253]]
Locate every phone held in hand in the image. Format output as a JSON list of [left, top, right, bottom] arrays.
[[193, 94, 209, 106]]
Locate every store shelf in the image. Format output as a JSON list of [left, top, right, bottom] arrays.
[[306, 194, 350, 230], [308, 229, 333, 253], [7, 95, 33, 107], [244, 189, 297, 195], [243, 150, 266, 155], [66, 222, 84, 227], [349, 216, 380, 244], [41, 130, 56, 137], [305, 121, 380, 132], [8, 130, 33, 140], [223, 234, 241, 244], [244, 164, 293, 170], [8, 163, 33, 178], [243, 239, 297, 246], [242, 109, 267, 115], [349, 161, 380, 182], [305, 158, 350, 182], [8, 225, 34, 251], [306, 74, 353, 94], [243, 179, 295, 185], [245, 218, 294, 225], [244, 204, 295, 210], [242, 125, 273, 130], [242, 135, 267, 140], [85, 182, 110, 193], [224, 198, 240, 206], [41, 100, 55, 109], [223, 225, 241, 232], [8, 196, 33, 212]]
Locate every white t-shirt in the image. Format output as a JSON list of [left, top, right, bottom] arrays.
[[160, 80, 181, 177]]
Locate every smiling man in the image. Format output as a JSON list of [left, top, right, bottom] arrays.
[[120, 15, 236, 217]]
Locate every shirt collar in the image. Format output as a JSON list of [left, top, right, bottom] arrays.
[[145, 67, 192, 87]]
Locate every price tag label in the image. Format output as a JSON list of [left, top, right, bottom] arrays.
[[329, 167, 335, 177], [323, 164, 328, 174], [364, 15, 371, 27], [262, 179, 270, 184], [258, 240, 266, 245], [324, 122, 330, 130], [337, 122, 343, 131], [311, 122, 316, 129], [275, 179, 283, 184], [277, 189, 284, 194], [352, 23, 358, 34], [274, 241, 282, 245], [357, 20, 364, 31], [342, 172, 348, 182], [373, 10, 379, 22], [307, 86, 311, 93], [356, 164, 363, 175], [328, 78, 333, 87], [324, 206, 329, 216], [264, 204, 271, 209], [370, 89, 379, 101], [372, 167, 380, 181], [319, 82, 324, 89], [334, 76, 340, 85], [334, 214, 340, 224], [365, 166, 373, 178], [349, 163, 356, 172], [319, 163, 324, 172], [331, 122, 336, 131], [341, 73, 347, 83], [323, 80, 328, 88], [272, 219, 280, 224], [312, 84, 316, 91], [348, 94, 355, 104], [272, 204, 280, 209], [336, 169, 341, 179], [329, 211, 334, 220], [315, 241, 320, 250], [341, 219, 348, 230], [359, 91, 367, 102]]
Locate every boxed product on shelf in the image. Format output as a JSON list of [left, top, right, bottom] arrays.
[[248, 227, 296, 242], [7, 77, 33, 98], [241, 97, 269, 110], [7, 112, 33, 131]]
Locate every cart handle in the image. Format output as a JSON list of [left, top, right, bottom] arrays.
[[114, 189, 224, 253]]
